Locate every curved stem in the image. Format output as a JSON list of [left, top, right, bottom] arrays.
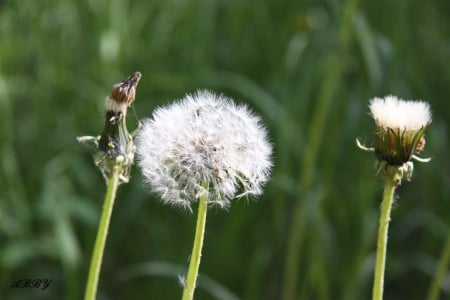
[[372, 175, 396, 300], [426, 232, 450, 300], [181, 184, 209, 300], [84, 170, 120, 300]]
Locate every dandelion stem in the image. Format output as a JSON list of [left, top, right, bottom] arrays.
[[426, 231, 450, 300], [84, 170, 120, 300], [182, 183, 209, 300], [372, 174, 396, 300]]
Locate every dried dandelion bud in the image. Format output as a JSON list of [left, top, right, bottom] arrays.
[[78, 72, 142, 184], [105, 71, 142, 116]]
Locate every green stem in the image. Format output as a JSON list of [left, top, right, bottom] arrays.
[[426, 232, 450, 300], [84, 170, 120, 300], [181, 185, 209, 300], [372, 175, 396, 300]]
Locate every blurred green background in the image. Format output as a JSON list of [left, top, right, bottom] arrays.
[[1, 0, 449, 299]]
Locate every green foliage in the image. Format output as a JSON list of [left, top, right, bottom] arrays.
[[0, 0, 449, 299]]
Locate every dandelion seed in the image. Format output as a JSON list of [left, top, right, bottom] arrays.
[[136, 90, 272, 211]]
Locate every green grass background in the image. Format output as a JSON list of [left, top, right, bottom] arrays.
[[0, 0, 449, 299]]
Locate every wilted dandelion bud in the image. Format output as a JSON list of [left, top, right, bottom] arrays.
[[357, 95, 432, 184], [136, 90, 272, 211], [77, 72, 142, 184]]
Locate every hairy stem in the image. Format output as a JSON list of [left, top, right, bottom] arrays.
[[372, 175, 396, 300]]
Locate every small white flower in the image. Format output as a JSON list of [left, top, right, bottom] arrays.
[[136, 90, 272, 211], [369, 95, 431, 130]]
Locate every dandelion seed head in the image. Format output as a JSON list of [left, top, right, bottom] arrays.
[[369, 95, 431, 130], [136, 90, 272, 210], [367, 95, 432, 165]]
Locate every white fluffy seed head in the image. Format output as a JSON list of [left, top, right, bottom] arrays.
[[368, 95, 432, 165], [136, 90, 272, 211], [369, 95, 432, 130]]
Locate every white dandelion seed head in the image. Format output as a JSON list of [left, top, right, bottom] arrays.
[[136, 90, 272, 211], [369, 95, 432, 130], [367, 95, 432, 165]]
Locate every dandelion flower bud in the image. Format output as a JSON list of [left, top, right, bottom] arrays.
[[369, 95, 431, 165], [136, 90, 272, 210]]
